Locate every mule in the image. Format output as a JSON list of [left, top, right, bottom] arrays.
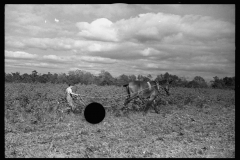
[[122, 79, 171, 115]]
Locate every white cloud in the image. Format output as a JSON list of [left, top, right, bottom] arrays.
[[76, 18, 118, 41], [60, 4, 133, 21], [141, 48, 151, 56], [6, 36, 118, 53], [140, 47, 160, 56], [5, 5, 235, 79], [42, 54, 78, 64], [114, 12, 235, 43], [23, 62, 61, 69], [5, 59, 17, 63], [42, 54, 117, 65], [43, 55, 66, 61], [191, 55, 229, 64], [74, 12, 235, 45], [146, 63, 159, 68], [162, 33, 184, 44], [80, 56, 117, 64], [5, 50, 38, 59], [54, 18, 59, 23]]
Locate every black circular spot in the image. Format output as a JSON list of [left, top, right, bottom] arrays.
[[83, 102, 105, 124]]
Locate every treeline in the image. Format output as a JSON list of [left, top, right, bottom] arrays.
[[5, 69, 235, 90]]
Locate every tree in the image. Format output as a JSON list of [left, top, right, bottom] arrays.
[[37, 74, 48, 83], [12, 72, 21, 82], [142, 75, 150, 82], [31, 70, 38, 82], [68, 71, 78, 84], [178, 77, 188, 87], [22, 73, 32, 83], [147, 74, 152, 80], [57, 73, 68, 83], [193, 76, 205, 83], [98, 70, 115, 86], [128, 75, 136, 81], [211, 76, 224, 89], [163, 72, 170, 80], [74, 69, 85, 83], [81, 72, 94, 85], [210, 76, 235, 89], [32, 70, 38, 77], [155, 73, 181, 87], [186, 80, 201, 88], [5, 73, 13, 82], [137, 74, 144, 81], [166, 74, 179, 87], [117, 74, 129, 86], [223, 77, 235, 87], [155, 74, 164, 81], [156, 72, 171, 81], [193, 76, 208, 88]]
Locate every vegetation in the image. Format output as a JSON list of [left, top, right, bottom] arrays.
[[5, 69, 235, 89], [5, 82, 235, 158]]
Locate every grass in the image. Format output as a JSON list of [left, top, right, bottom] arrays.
[[5, 83, 235, 158], [5, 105, 235, 158]]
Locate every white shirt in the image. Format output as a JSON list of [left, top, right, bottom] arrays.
[[66, 86, 78, 96]]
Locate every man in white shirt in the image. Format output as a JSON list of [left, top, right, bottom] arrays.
[[66, 84, 84, 111]]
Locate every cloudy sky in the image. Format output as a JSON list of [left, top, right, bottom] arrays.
[[5, 4, 235, 81]]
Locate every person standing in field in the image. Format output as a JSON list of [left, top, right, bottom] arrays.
[[66, 83, 85, 111]]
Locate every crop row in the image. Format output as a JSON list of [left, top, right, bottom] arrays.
[[5, 83, 235, 127]]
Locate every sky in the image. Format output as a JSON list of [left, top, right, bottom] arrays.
[[5, 4, 235, 81]]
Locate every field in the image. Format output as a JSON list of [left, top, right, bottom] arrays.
[[5, 83, 235, 158]]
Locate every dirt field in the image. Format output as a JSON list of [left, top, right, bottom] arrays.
[[5, 83, 235, 158]]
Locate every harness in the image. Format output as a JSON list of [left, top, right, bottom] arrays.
[[147, 82, 151, 90], [155, 81, 160, 91]]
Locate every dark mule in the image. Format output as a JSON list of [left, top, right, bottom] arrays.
[[122, 79, 171, 115]]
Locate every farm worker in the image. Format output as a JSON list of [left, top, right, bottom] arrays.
[[66, 84, 85, 111]]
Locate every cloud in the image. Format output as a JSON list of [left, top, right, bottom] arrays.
[[178, 63, 233, 75], [54, 18, 59, 23], [5, 59, 17, 63], [16, 62, 62, 69], [76, 18, 118, 41], [60, 4, 134, 20], [128, 56, 234, 76], [74, 12, 234, 45], [5, 5, 235, 80], [5, 38, 25, 48], [191, 55, 229, 64], [69, 67, 101, 76], [114, 12, 235, 43], [10, 22, 70, 38], [5, 5, 75, 38], [5, 50, 38, 59], [80, 56, 117, 64], [145, 63, 159, 68], [43, 55, 67, 62], [42, 54, 117, 65], [13, 11, 44, 25], [140, 47, 160, 56], [5, 36, 118, 53]]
